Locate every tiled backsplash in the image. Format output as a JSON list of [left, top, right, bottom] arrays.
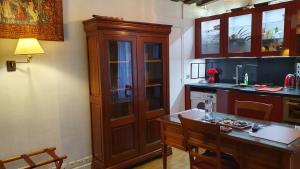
[[206, 57, 297, 86]]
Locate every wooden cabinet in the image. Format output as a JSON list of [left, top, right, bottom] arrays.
[[195, 1, 298, 58], [83, 16, 171, 169], [216, 89, 283, 122]]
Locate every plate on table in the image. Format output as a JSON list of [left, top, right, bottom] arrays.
[[218, 119, 252, 130]]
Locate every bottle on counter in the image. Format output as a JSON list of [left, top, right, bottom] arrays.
[[244, 73, 249, 85]]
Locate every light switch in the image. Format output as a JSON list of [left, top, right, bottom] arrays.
[[6, 61, 16, 72]]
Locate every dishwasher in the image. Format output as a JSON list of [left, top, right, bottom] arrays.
[[190, 91, 217, 111]]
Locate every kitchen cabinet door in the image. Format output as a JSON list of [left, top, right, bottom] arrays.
[[234, 92, 283, 122], [226, 12, 254, 56], [216, 89, 283, 122], [216, 89, 239, 114], [257, 2, 295, 56], [195, 15, 224, 58], [261, 8, 285, 53]]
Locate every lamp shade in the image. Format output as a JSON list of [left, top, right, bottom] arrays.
[[14, 38, 44, 55]]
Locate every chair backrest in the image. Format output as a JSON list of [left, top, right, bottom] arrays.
[[234, 100, 273, 120], [178, 114, 222, 169]]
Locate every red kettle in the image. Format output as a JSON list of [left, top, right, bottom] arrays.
[[284, 74, 296, 88]]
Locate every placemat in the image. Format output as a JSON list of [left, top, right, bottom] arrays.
[[250, 125, 300, 144]]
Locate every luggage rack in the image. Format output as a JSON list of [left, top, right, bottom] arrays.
[[0, 147, 67, 169]]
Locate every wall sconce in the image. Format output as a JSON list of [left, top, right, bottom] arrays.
[[6, 38, 44, 72]]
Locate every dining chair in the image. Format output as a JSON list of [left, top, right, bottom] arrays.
[[178, 114, 239, 169], [234, 100, 273, 120]]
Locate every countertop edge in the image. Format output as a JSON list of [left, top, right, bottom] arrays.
[[186, 83, 300, 98]]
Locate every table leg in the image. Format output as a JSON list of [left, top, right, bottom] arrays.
[[162, 144, 167, 169]]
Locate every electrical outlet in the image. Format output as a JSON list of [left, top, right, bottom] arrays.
[[297, 63, 300, 77]]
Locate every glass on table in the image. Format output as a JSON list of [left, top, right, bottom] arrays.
[[204, 96, 215, 122]]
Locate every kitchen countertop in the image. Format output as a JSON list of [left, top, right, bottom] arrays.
[[187, 83, 300, 98]]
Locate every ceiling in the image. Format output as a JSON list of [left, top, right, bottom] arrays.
[[170, 0, 218, 6]]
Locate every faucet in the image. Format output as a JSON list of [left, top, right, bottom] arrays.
[[233, 65, 243, 84]]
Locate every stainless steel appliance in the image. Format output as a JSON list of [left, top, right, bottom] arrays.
[[190, 91, 217, 111], [283, 97, 300, 124]]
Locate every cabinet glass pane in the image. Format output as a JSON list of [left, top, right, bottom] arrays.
[[109, 40, 133, 118], [228, 14, 252, 53], [262, 8, 285, 52], [201, 19, 220, 54], [144, 43, 163, 111]]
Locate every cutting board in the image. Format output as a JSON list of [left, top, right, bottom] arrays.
[[256, 87, 283, 92], [250, 125, 300, 144]]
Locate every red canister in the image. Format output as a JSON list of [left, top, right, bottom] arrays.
[[284, 74, 296, 88]]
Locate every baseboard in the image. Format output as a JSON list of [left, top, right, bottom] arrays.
[[50, 156, 92, 169]]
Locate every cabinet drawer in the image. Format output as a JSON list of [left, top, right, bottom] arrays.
[[163, 124, 185, 150]]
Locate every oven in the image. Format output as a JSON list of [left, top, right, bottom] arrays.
[[283, 97, 300, 124], [190, 91, 217, 111]]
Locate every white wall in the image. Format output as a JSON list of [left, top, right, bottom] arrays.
[[0, 0, 195, 165]]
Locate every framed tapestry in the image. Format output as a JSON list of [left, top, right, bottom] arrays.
[[0, 0, 63, 41]]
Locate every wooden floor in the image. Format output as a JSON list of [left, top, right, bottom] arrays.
[[133, 148, 189, 169]]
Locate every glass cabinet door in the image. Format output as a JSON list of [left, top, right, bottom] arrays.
[[201, 19, 221, 55], [228, 14, 252, 53], [261, 8, 285, 52], [105, 37, 139, 161], [108, 40, 134, 119], [144, 43, 163, 111]]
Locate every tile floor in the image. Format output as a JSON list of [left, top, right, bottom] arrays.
[[133, 148, 189, 169]]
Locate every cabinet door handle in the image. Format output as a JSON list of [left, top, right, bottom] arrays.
[[286, 101, 300, 106], [125, 85, 132, 97]]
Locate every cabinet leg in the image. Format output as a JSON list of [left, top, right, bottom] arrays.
[[162, 144, 167, 169]]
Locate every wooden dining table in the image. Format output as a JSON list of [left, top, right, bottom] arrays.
[[158, 109, 300, 169]]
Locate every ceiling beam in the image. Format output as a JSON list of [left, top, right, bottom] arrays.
[[196, 0, 217, 6], [170, 0, 217, 6], [183, 0, 202, 4]]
